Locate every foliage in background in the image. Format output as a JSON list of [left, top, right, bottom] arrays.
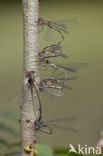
[[0, 111, 103, 156], [0, 111, 20, 156]]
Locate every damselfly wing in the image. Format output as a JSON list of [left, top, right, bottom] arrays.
[[50, 19, 78, 27], [47, 124, 77, 132], [44, 27, 52, 42], [40, 87, 64, 96]]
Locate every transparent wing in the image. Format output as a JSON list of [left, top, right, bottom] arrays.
[[8, 90, 22, 104], [52, 24, 69, 34], [48, 123, 77, 132], [49, 20, 68, 29], [49, 19, 78, 32], [53, 19, 78, 26], [67, 63, 88, 69], [40, 88, 64, 96], [46, 116, 77, 123], [56, 63, 88, 72], [56, 64, 77, 72], [44, 27, 52, 42]]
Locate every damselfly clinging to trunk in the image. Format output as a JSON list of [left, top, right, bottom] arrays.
[[38, 17, 78, 42], [25, 70, 42, 121], [39, 42, 67, 62], [34, 116, 78, 134], [41, 60, 87, 79], [39, 77, 65, 96]]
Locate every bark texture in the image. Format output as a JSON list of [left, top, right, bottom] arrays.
[[20, 0, 39, 156]]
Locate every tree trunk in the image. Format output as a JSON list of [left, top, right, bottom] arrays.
[[20, 0, 39, 156]]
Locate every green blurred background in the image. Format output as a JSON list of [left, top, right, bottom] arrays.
[[0, 0, 103, 147]]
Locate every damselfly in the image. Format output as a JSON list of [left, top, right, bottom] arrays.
[[41, 60, 87, 79], [39, 77, 65, 96], [8, 75, 73, 104], [24, 71, 42, 121], [26, 71, 67, 97], [40, 77, 64, 86], [40, 60, 71, 79], [39, 76, 74, 97], [39, 42, 67, 62], [34, 116, 77, 134], [38, 17, 78, 42]]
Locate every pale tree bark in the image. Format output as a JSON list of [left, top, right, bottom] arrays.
[[20, 0, 39, 156]]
